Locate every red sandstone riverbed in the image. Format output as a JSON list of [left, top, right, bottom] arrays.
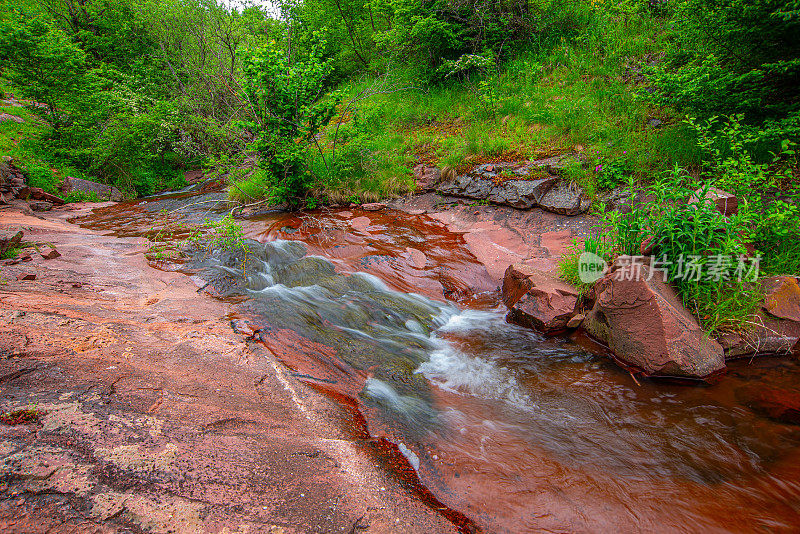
[[4, 195, 800, 533]]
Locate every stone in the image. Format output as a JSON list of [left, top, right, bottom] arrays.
[[538, 180, 590, 216], [349, 216, 371, 232], [762, 276, 800, 322], [0, 231, 23, 255], [736, 386, 800, 425], [406, 247, 427, 269], [437, 172, 557, 210], [566, 313, 585, 329], [503, 264, 579, 335], [41, 248, 61, 260], [584, 262, 726, 378], [63, 176, 123, 202], [640, 236, 655, 255], [183, 170, 204, 184], [689, 187, 738, 216], [29, 187, 65, 205], [17, 273, 36, 281], [361, 202, 387, 211], [413, 164, 441, 191], [29, 200, 53, 211], [718, 318, 800, 359]]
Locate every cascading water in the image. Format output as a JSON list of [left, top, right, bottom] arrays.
[[76, 192, 800, 533]]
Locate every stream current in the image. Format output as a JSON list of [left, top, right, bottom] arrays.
[[76, 189, 800, 533]]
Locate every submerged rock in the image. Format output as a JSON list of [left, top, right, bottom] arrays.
[[584, 262, 726, 378], [502, 264, 579, 335]]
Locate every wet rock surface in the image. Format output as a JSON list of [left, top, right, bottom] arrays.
[[6, 194, 800, 533], [584, 262, 726, 378], [502, 264, 579, 335], [0, 208, 464, 533]]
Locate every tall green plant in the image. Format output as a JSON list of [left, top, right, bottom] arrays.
[[241, 32, 338, 204]]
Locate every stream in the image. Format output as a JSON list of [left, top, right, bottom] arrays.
[[75, 190, 800, 533]]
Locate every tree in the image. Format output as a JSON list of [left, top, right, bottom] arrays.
[[241, 32, 337, 203], [0, 8, 88, 131]]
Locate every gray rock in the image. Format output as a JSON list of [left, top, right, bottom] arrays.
[[63, 176, 123, 201], [538, 181, 590, 215], [29, 200, 53, 211]]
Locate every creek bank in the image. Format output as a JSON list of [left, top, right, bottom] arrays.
[[428, 158, 592, 215]]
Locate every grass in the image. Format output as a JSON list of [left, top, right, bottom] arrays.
[[0, 406, 45, 425], [303, 7, 699, 203]]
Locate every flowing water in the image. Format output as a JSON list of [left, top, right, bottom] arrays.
[[76, 191, 800, 533]]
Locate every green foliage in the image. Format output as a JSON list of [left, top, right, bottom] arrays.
[[0, 6, 89, 130], [647, 0, 800, 145], [562, 167, 771, 334], [241, 33, 337, 204]]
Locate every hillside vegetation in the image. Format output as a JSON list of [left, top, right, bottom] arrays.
[[1, 0, 799, 331]]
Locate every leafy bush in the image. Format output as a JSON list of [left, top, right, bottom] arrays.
[[647, 0, 800, 140]]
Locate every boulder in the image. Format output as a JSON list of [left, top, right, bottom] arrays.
[[690, 187, 738, 216], [63, 176, 123, 201], [361, 202, 387, 211], [538, 180, 591, 215], [437, 173, 558, 210], [584, 262, 726, 378], [762, 276, 800, 322], [502, 264, 579, 335], [29, 187, 65, 205]]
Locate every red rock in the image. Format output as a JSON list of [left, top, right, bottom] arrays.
[[350, 216, 371, 233], [762, 276, 800, 322], [720, 317, 800, 359], [16, 273, 36, 280], [737, 386, 800, 424], [690, 187, 737, 215], [413, 165, 441, 192], [183, 169, 205, 184], [361, 202, 387, 211], [503, 264, 579, 335], [640, 236, 655, 255], [584, 262, 726, 378], [41, 248, 61, 259], [566, 313, 585, 328], [29, 187, 65, 205]]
